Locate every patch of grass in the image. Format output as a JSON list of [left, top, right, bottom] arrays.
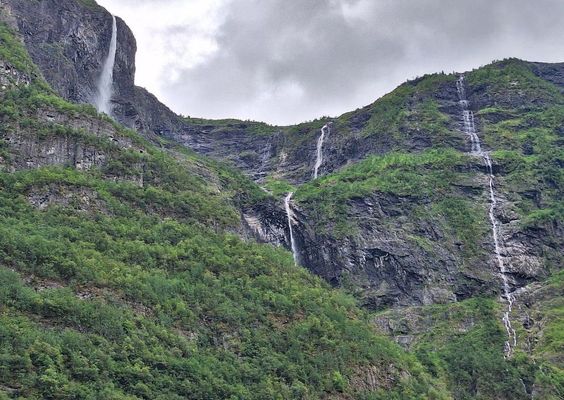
[[294, 149, 472, 237], [263, 176, 296, 198], [0, 23, 37, 75], [431, 197, 488, 256]]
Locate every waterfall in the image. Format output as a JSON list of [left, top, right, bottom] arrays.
[[96, 15, 117, 115], [284, 192, 299, 264], [313, 124, 329, 179], [457, 77, 482, 153], [457, 75, 517, 357]]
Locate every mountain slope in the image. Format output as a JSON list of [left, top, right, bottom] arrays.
[[289, 60, 563, 306], [288, 60, 563, 398], [1, 0, 562, 398], [0, 20, 450, 400]]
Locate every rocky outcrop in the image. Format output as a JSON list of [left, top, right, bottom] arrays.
[[0, 60, 31, 91], [27, 184, 108, 214], [3, 0, 131, 105], [240, 198, 288, 245], [1, 99, 145, 186], [530, 61, 564, 92]]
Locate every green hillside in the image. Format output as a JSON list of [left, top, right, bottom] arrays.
[[0, 22, 448, 399]]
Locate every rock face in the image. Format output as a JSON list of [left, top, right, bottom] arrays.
[[1, 0, 183, 137], [530, 61, 564, 92], [241, 198, 288, 246], [4, 106, 139, 169], [2, 0, 132, 105], [27, 184, 107, 214], [293, 199, 480, 308]]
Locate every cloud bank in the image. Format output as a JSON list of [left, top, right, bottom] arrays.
[[97, 0, 564, 124]]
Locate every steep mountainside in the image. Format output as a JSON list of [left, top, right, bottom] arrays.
[[1, 0, 181, 137], [286, 61, 563, 398], [1, 0, 562, 398], [0, 18, 450, 399], [291, 62, 563, 308]]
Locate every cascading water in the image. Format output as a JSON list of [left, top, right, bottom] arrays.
[[457, 75, 517, 357], [96, 15, 117, 115], [313, 124, 329, 179], [284, 192, 299, 265]]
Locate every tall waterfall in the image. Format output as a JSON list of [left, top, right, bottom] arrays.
[[284, 192, 299, 264], [96, 15, 117, 115], [313, 124, 329, 179], [457, 75, 517, 357]]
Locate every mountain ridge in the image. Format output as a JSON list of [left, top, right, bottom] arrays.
[[3, 0, 562, 183]]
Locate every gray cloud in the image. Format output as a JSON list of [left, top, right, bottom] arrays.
[[101, 0, 564, 124]]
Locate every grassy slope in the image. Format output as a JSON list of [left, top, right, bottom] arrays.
[[469, 60, 564, 231], [375, 281, 564, 400], [290, 59, 563, 398], [0, 22, 448, 399]]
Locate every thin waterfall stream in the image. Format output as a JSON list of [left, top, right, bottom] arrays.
[[313, 124, 329, 179], [457, 75, 517, 357], [284, 192, 300, 265], [284, 123, 329, 263], [96, 15, 117, 115]]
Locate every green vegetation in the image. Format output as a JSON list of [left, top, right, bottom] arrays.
[[0, 23, 447, 399], [263, 176, 296, 197], [182, 116, 278, 136], [297, 149, 468, 200], [522, 272, 564, 399], [1, 11, 562, 399], [429, 197, 487, 256], [375, 285, 564, 400], [0, 23, 38, 75], [293, 149, 486, 243], [408, 299, 533, 400]]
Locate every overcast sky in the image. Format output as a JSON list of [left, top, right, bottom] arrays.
[[96, 0, 564, 125]]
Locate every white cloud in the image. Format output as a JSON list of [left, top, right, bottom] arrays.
[[96, 0, 564, 125], [97, 0, 229, 92]]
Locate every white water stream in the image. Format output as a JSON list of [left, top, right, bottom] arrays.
[[313, 124, 329, 179], [457, 75, 517, 357], [96, 15, 117, 115], [284, 192, 299, 265]]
